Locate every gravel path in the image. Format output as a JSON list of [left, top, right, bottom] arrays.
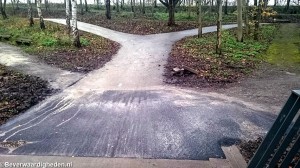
[[0, 21, 276, 160]]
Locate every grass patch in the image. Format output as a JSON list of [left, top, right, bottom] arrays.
[[265, 23, 300, 72], [166, 24, 278, 86], [0, 17, 120, 73]]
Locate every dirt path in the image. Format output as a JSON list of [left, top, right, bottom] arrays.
[[0, 21, 276, 160]]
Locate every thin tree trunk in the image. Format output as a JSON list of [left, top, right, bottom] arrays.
[[154, 0, 157, 7], [28, 0, 34, 26], [142, 0, 145, 14], [116, 0, 119, 12], [254, 0, 261, 40], [106, 0, 111, 19], [133, 0, 136, 16], [224, 0, 228, 15], [151, 0, 154, 16], [45, 0, 48, 11], [209, 0, 212, 14], [198, 0, 202, 38], [85, 0, 88, 12], [80, 0, 83, 14], [66, 0, 71, 34], [216, 0, 222, 54], [121, 0, 124, 9], [97, 0, 99, 9], [11, 0, 15, 14], [237, 0, 243, 42], [71, 0, 81, 47], [168, 0, 175, 26], [188, 0, 191, 18], [0, 0, 8, 19], [16, 0, 19, 9], [37, 0, 45, 29], [285, 0, 290, 12], [244, 0, 249, 35]]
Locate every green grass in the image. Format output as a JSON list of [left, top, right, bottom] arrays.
[[265, 23, 300, 71], [177, 24, 278, 81], [0, 17, 90, 53], [152, 12, 236, 22]]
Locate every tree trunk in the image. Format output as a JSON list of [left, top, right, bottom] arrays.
[[85, 0, 88, 12], [168, 0, 175, 26], [209, 0, 212, 14], [11, 0, 15, 14], [80, 0, 83, 14], [0, 0, 8, 19], [16, 0, 20, 9], [254, 0, 261, 40], [71, 0, 81, 48], [285, 0, 290, 12], [216, 0, 222, 54], [66, 0, 71, 34], [28, 0, 34, 26], [237, 0, 243, 42], [188, 0, 191, 18], [142, 0, 145, 14], [154, 0, 157, 7], [116, 0, 119, 12], [37, 0, 45, 29], [224, 0, 227, 15], [97, 0, 99, 9], [121, 0, 124, 9], [106, 0, 111, 19], [45, 0, 49, 11], [198, 0, 202, 38], [244, 0, 249, 35]]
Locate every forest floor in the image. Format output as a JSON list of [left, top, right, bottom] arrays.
[[0, 65, 54, 125], [9, 8, 236, 35], [0, 17, 120, 73]]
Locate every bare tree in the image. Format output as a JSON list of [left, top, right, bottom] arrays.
[[224, 0, 228, 15], [0, 0, 8, 19], [106, 0, 111, 19], [11, 0, 15, 14], [85, 0, 88, 12], [66, 0, 71, 34], [116, 0, 120, 12], [244, 0, 249, 35], [142, 0, 145, 14], [198, 0, 202, 38], [159, 0, 181, 26], [285, 0, 291, 11], [131, 0, 136, 16], [254, 0, 262, 40], [45, 0, 49, 11], [188, 0, 191, 18], [216, 0, 222, 54], [71, 0, 81, 47], [37, 0, 45, 29], [237, 0, 243, 42], [28, 0, 34, 26], [80, 0, 83, 14]]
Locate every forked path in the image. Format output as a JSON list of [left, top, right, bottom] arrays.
[[0, 21, 275, 160]]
